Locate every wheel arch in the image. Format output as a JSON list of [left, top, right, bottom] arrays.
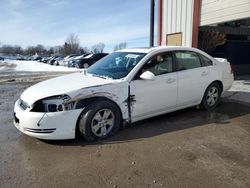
[[74, 96, 123, 138], [200, 80, 223, 110], [209, 80, 223, 92], [199, 80, 223, 105]]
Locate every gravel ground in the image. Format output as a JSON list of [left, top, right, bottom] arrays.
[[0, 72, 249, 188]]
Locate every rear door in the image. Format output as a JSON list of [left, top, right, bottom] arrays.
[[173, 51, 210, 108]]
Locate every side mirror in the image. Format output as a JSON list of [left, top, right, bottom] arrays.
[[139, 71, 155, 80]]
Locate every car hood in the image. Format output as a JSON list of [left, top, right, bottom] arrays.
[[20, 72, 115, 105]]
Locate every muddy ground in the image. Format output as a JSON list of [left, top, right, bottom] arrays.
[[0, 72, 249, 188]]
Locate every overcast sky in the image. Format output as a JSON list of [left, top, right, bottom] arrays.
[[0, 0, 157, 52]]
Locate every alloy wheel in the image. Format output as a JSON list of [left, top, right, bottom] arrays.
[[91, 109, 115, 137], [206, 86, 219, 106]]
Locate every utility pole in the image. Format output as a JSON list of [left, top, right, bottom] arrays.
[[150, 0, 155, 47]]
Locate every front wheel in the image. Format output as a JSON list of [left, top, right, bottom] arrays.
[[78, 100, 121, 142], [76, 63, 81, 69], [201, 82, 221, 110]]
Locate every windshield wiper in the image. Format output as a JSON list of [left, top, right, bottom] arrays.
[[91, 74, 107, 79]]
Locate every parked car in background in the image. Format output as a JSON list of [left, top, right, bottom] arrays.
[[31, 54, 42, 61], [76, 53, 108, 68], [27, 56, 34, 60], [34, 56, 42, 61], [67, 53, 90, 67], [48, 56, 62, 65], [56, 57, 66, 66], [53, 56, 64, 66], [13, 46, 234, 141], [61, 54, 79, 66], [47, 56, 56, 65], [37, 56, 47, 62], [16, 55, 25, 61], [40, 56, 52, 63]]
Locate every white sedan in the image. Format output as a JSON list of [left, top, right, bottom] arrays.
[[14, 46, 234, 141]]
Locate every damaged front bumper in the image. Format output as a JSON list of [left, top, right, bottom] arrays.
[[13, 100, 83, 140]]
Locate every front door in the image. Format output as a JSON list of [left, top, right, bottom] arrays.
[[130, 52, 178, 122]]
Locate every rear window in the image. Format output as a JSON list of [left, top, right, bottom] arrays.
[[174, 51, 201, 70], [200, 54, 213, 66]]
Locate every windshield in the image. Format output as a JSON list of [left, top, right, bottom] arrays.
[[87, 52, 146, 79]]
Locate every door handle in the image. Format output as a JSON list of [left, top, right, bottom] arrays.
[[201, 71, 208, 76], [166, 78, 176, 84]]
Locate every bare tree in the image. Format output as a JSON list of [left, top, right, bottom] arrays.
[[92, 43, 105, 53], [198, 31, 226, 54], [114, 42, 127, 51], [25, 46, 37, 55], [13, 45, 23, 55], [48, 47, 54, 55], [58, 34, 81, 55], [80, 47, 90, 54], [1, 45, 15, 55], [34, 44, 46, 55], [63, 33, 80, 55], [0, 37, 109, 56]]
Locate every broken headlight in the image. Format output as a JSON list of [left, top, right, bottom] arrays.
[[32, 95, 75, 112]]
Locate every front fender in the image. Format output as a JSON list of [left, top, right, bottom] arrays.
[[66, 82, 130, 121]]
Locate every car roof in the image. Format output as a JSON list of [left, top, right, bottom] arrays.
[[118, 46, 200, 54]]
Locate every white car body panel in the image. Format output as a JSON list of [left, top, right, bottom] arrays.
[[177, 66, 209, 107], [21, 72, 115, 106], [14, 100, 82, 139], [14, 46, 234, 140], [130, 72, 177, 122], [214, 58, 234, 92]]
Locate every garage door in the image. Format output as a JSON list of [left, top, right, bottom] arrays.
[[200, 0, 250, 26]]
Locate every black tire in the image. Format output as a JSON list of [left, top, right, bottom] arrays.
[[78, 100, 121, 142], [76, 62, 82, 69], [76, 63, 80, 69], [201, 82, 222, 111]]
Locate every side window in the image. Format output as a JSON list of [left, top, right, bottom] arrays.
[[141, 53, 173, 76], [174, 51, 201, 71], [200, 54, 213, 66]]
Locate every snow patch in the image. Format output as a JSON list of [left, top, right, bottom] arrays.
[[229, 80, 250, 93], [1, 60, 79, 72]]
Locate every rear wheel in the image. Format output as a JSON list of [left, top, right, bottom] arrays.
[[83, 63, 89, 69], [201, 82, 221, 110], [78, 100, 121, 142]]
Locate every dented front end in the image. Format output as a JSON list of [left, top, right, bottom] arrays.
[[14, 98, 83, 140], [14, 76, 130, 140]]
